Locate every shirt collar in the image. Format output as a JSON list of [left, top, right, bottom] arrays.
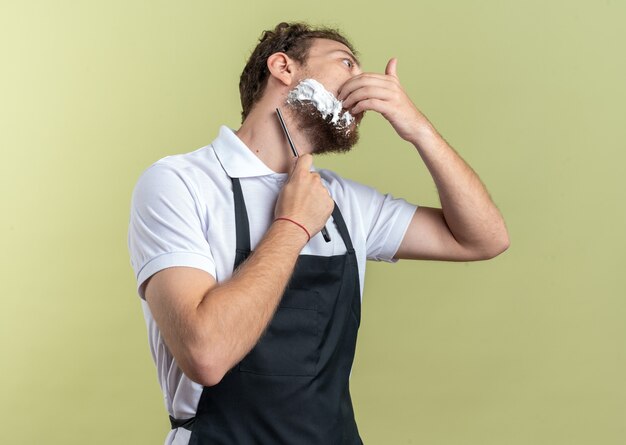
[[211, 125, 276, 178], [211, 125, 317, 178]]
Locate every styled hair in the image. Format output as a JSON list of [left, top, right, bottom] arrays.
[[238, 21, 357, 123]]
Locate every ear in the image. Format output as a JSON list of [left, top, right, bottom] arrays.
[[267, 52, 297, 87]]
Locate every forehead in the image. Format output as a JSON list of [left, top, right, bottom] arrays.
[[306, 38, 360, 66]]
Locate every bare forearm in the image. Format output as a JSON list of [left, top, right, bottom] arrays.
[[336, 59, 508, 257], [143, 154, 332, 387], [196, 220, 308, 378], [409, 122, 509, 253]]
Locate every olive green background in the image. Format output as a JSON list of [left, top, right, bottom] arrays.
[[1, 1, 624, 444]]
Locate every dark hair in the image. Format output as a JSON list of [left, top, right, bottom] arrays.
[[238, 22, 358, 123]]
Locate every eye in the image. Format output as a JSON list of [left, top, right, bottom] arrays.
[[342, 58, 353, 69]]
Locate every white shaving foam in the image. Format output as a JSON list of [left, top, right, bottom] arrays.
[[286, 78, 355, 128]]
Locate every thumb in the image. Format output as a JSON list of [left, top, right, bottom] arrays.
[[290, 153, 313, 177], [385, 57, 399, 78]]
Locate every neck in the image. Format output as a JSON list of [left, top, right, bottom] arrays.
[[234, 105, 315, 174]]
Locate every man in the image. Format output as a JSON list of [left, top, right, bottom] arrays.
[[128, 21, 509, 445]]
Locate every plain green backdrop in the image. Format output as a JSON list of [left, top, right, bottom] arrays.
[[1, 1, 624, 444]]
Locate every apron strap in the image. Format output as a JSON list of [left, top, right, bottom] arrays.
[[331, 201, 355, 254], [231, 177, 251, 269], [169, 415, 195, 430]]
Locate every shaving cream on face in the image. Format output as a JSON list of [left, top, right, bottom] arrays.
[[286, 78, 355, 128]]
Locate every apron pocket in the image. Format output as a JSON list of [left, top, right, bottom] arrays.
[[238, 289, 320, 376]]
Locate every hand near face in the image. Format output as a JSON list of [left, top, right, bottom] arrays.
[[338, 58, 431, 143]]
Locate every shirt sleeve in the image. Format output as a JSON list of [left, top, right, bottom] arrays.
[[345, 177, 418, 263], [127, 163, 216, 299], [365, 190, 418, 262]]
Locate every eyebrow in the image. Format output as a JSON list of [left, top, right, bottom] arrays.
[[331, 49, 361, 68]]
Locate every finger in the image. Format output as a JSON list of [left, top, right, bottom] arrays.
[[294, 153, 313, 175], [385, 58, 399, 79], [343, 86, 396, 110], [338, 75, 397, 101], [351, 98, 389, 116]]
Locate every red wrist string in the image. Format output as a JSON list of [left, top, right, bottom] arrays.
[[274, 217, 311, 242]]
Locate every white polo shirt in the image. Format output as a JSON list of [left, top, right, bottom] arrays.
[[127, 125, 418, 444]]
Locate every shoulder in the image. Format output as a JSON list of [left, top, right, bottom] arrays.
[[132, 145, 219, 201], [141, 145, 216, 180], [317, 167, 375, 194], [317, 167, 382, 204]]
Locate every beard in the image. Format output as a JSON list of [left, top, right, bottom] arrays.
[[284, 100, 361, 155]]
